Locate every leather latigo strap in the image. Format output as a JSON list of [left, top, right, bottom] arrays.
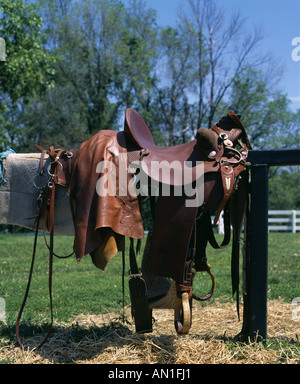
[[176, 257, 194, 300], [177, 220, 217, 304]]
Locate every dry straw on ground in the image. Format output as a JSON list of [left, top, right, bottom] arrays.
[[1, 299, 299, 364]]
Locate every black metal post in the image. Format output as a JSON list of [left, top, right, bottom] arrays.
[[240, 148, 300, 341], [247, 164, 269, 340]]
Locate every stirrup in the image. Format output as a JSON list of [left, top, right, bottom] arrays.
[[174, 291, 192, 335]]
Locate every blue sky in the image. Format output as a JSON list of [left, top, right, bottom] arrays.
[[132, 0, 300, 111]]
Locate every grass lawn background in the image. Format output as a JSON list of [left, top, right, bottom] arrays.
[[0, 232, 299, 324]]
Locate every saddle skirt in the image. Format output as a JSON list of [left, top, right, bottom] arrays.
[[69, 130, 144, 269]]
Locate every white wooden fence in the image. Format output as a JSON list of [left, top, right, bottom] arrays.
[[215, 210, 300, 234], [268, 210, 300, 233]]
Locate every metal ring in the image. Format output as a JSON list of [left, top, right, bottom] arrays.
[[33, 173, 49, 189], [192, 269, 216, 302], [47, 161, 63, 177], [219, 132, 228, 140], [223, 147, 243, 163]]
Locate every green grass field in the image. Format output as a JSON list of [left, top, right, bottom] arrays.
[[0, 232, 299, 364], [0, 232, 299, 326]]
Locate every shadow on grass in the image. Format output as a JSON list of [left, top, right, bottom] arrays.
[[0, 320, 178, 364]]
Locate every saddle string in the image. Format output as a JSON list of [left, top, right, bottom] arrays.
[[129, 237, 140, 275]]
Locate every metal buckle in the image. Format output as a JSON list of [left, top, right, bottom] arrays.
[[221, 147, 243, 164], [219, 132, 228, 140]]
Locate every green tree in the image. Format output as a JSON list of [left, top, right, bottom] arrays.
[[179, 0, 267, 129], [226, 68, 300, 150], [16, 0, 127, 149], [120, 0, 158, 112], [18, 0, 161, 150], [0, 0, 56, 151], [226, 68, 300, 210], [269, 169, 300, 210], [0, 0, 55, 102], [1, 0, 298, 155], [154, 26, 194, 145]]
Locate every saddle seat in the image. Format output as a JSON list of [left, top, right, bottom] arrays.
[[124, 108, 248, 188], [124, 108, 213, 186]]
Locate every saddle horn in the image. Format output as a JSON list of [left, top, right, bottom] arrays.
[[196, 128, 216, 157]]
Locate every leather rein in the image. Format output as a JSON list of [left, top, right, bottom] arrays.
[[16, 145, 74, 350]]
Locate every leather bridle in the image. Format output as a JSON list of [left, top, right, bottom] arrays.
[[16, 145, 74, 350]]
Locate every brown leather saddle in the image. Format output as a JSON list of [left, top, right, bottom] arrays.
[[67, 108, 251, 334], [121, 108, 251, 334], [16, 108, 251, 349]]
